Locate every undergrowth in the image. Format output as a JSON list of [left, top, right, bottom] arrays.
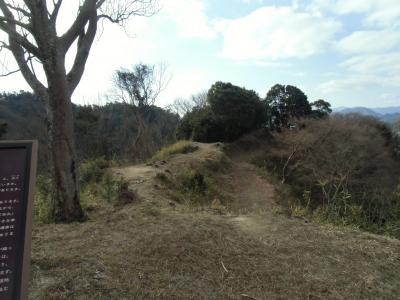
[[155, 151, 230, 208], [150, 140, 198, 162], [256, 165, 400, 239], [34, 157, 130, 223]]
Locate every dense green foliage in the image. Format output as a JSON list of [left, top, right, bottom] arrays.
[[177, 82, 267, 142], [264, 84, 312, 129], [310, 99, 332, 119], [176, 106, 225, 142], [208, 82, 268, 140], [176, 82, 334, 142]]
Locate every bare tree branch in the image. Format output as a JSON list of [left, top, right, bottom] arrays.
[[0, 15, 31, 31], [49, 0, 63, 25], [0, 0, 41, 58], [97, 0, 158, 25], [0, 67, 19, 76], [60, 0, 97, 53], [6, 2, 30, 18], [67, 11, 97, 95], [0, 44, 38, 77], [9, 38, 47, 100]]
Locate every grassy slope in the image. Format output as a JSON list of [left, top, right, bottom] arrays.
[[30, 143, 400, 299]]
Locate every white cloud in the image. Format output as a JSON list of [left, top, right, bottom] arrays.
[[216, 6, 341, 61], [365, 4, 400, 28], [336, 30, 400, 54], [161, 0, 216, 39], [325, 1, 400, 96], [342, 52, 400, 74], [320, 76, 381, 93], [310, 0, 400, 28], [319, 75, 400, 94], [326, 51, 400, 95]]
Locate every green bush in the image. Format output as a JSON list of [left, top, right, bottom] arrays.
[[155, 152, 230, 207], [181, 170, 207, 194], [264, 84, 312, 129], [80, 157, 114, 187], [176, 107, 224, 142], [34, 175, 52, 223], [176, 81, 268, 142], [208, 82, 268, 141], [34, 158, 127, 223], [99, 171, 131, 204], [100, 171, 118, 202]]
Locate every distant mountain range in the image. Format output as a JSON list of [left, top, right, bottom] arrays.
[[333, 106, 400, 123]]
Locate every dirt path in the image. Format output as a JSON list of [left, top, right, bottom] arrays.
[[30, 141, 400, 300], [227, 161, 277, 213], [222, 144, 278, 214], [113, 141, 278, 215], [111, 141, 400, 299]]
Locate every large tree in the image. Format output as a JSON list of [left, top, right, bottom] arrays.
[[311, 99, 332, 119], [0, 0, 157, 222], [207, 81, 267, 141], [265, 84, 312, 129], [176, 81, 267, 142]]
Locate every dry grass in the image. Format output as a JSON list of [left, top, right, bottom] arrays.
[[29, 206, 400, 299], [150, 140, 198, 162], [29, 142, 400, 299]]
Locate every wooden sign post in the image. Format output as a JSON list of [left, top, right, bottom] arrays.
[[0, 141, 37, 300]]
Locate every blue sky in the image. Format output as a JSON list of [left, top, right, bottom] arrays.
[[1, 0, 400, 108]]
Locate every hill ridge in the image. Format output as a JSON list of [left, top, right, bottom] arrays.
[[30, 142, 400, 299]]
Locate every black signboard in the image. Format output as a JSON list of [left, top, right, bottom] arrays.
[[0, 141, 37, 300]]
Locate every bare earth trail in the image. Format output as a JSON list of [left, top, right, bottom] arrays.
[[116, 143, 400, 299], [116, 142, 278, 214], [29, 142, 400, 300], [226, 158, 277, 214]]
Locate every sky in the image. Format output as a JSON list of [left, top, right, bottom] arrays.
[[1, 0, 400, 108]]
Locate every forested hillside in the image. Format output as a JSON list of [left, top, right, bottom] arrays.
[[0, 91, 179, 170]]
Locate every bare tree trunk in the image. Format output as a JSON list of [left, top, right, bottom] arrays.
[[48, 86, 84, 222], [45, 51, 84, 222]]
